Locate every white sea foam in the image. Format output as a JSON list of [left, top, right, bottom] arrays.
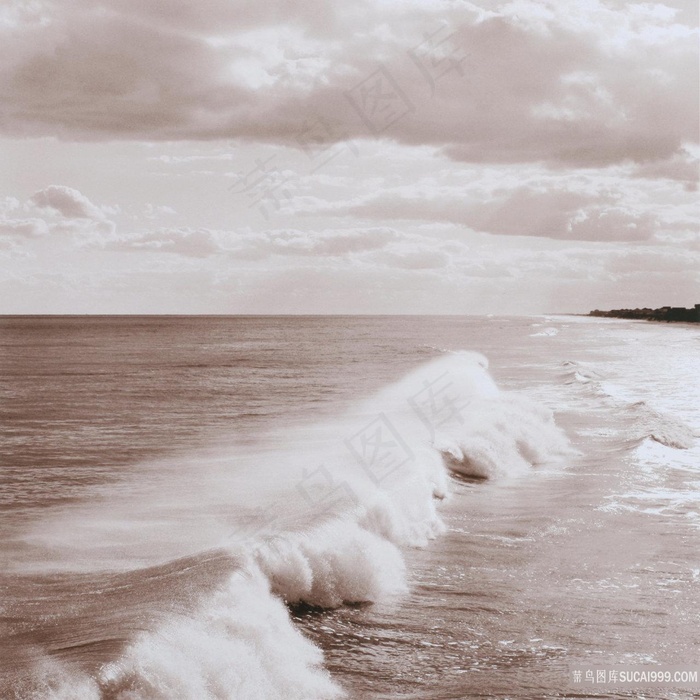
[[252, 519, 408, 608], [29, 571, 343, 700], [23, 351, 572, 699], [530, 327, 559, 337], [559, 361, 696, 450]]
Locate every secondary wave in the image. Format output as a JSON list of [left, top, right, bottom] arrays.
[[558, 360, 696, 449]]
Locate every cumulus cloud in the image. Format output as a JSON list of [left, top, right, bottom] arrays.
[[144, 203, 178, 218], [0, 196, 21, 216], [0, 218, 49, 238], [0, 186, 116, 240], [29, 185, 109, 220], [0, 0, 696, 169]]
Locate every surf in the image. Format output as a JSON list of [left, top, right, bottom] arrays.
[[12, 351, 573, 699]]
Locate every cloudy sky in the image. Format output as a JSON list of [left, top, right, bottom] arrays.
[[1, 0, 698, 314]]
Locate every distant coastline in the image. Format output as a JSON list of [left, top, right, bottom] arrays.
[[589, 305, 700, 323]]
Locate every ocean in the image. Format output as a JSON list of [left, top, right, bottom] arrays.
[[0, 315, 698, 699]]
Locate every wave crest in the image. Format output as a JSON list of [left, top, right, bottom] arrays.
[[24, 351, 571, 699]]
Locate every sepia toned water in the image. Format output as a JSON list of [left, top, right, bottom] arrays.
[[0, 315, 698, 699]]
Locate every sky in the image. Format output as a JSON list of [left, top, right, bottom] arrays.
[[0, 0, 698, 314]]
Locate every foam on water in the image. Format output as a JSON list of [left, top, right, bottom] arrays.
[[529, 327, 559, 337], [559, 360, 697, 449], [560, 349, 700, 534], [14, 351, 572, 699], [22, 571, 343, 700]]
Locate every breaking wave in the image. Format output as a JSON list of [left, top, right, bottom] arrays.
[[16, 351, 572, 700]]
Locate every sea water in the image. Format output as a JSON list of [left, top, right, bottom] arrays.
[[0, 315, 698, 699]]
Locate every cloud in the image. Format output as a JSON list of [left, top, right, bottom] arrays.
[[2, 182, 405, 260], [301, 177, 667, 242], [107, 228, 223, 257], [0, 218, 49, 238], [0, 0, 696, 169], [235, 227, 398, 258], [2, 218, 697, 314], [144, 203, 178, 218], [371, 248, 450, 270], [0, 196, 21, 216], [0, 186, 117, 240], [29, 185, 110, 220], [602, 246, 700, 276], [631, 148, 700, 190], [461, 187, 658, 241], [106, 225, 398, 259]]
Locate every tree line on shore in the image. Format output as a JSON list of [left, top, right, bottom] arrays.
[[589, 306, 700, 322]]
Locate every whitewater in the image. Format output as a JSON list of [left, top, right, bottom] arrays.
[[0, 315, 698, 699]]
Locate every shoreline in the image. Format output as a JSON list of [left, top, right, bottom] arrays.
[[588, 306, 700, 323]]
